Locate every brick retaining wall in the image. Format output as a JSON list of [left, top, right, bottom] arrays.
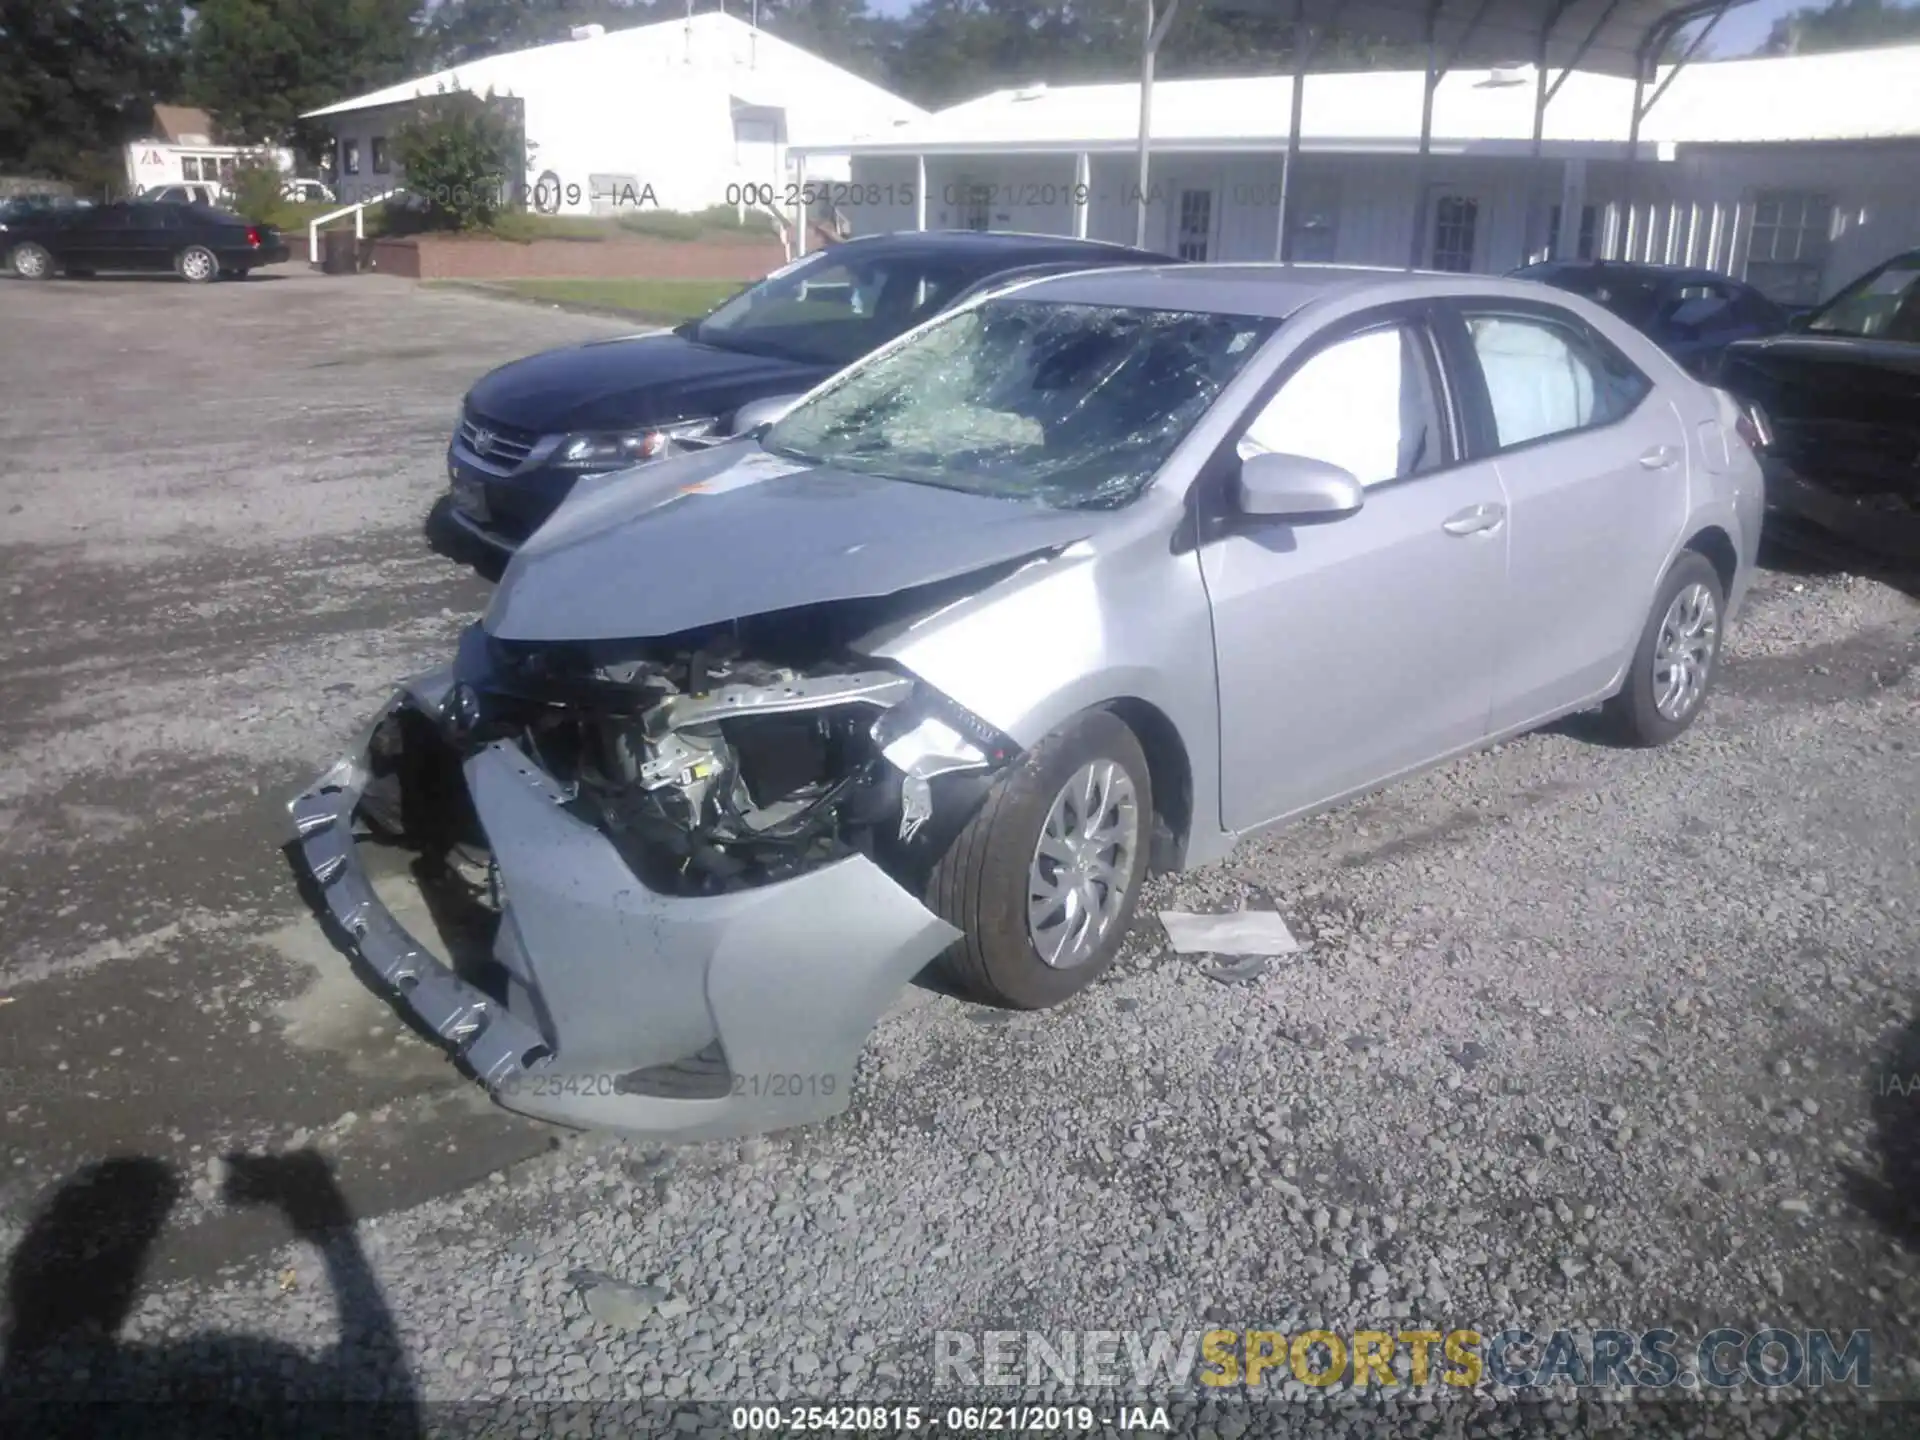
[[368, 233, 786, 281]]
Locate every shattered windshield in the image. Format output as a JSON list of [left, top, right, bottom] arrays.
[[761, 299, 1278, 508]]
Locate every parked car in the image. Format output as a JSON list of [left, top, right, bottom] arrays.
[[442, 230, 1177, 554], [293, 264, 1762, 1138], [1714, 249, 1920, 560], [146, 182, 229, 209], [3, 200, 288, 281], [283, 178, 336, 204], [1510, 259, 1788, 376]]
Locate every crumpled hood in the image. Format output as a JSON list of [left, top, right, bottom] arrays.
[[464, 332, 824, 434], [484, 443, 1098, 642]]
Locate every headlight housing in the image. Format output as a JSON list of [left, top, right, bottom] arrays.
[[553, 417, 718, 470]]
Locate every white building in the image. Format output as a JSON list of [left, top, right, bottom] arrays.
[[303, 12, 925, 215], [804, 43, 1920, 305]]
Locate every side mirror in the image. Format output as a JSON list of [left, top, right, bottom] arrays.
[[1235, 451, 1365, 521], [732, 393, 804, 434]]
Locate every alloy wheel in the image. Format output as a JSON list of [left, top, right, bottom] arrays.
[[1652, 581, 1718, 721], [1026, 759, 1141, 969]]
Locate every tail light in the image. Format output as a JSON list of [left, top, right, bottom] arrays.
[[245, 226, 262, 248], [1733, 400, 1774, 453]]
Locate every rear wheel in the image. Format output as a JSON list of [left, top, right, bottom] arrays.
[[176, 245, 219, 283], [1601, 551, 1726, 747], [928, 709, 1152, 1010], [9, 242, 53, 280]]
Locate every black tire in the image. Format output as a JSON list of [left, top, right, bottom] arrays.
[[1601, 550, 1726, 747], [928, 709, 1152, 1010], [176, 245, 219, 283], [9, 242, 54, 280]]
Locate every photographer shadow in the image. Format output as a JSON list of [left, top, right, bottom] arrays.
[[0, 1150, 421, 1438], [1843, 1011, 1920, 1251]]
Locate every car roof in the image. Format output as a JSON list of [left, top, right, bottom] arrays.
[[829, 230, 1173, 265], [999, 263, 1588, 319]]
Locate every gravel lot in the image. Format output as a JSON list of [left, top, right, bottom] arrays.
[[1, 264, 1917, 1436]]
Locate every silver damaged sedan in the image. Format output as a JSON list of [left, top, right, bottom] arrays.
[[290, 264, 1765, 1138]]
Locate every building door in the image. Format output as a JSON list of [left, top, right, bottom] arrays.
[[1175, 187, 1216, 261], [1427, 190, 1484, 272]]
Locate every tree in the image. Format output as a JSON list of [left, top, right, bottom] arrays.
[[0, 0, 189, 183], [187, 0, 422, 157], [1763, 0, 1920, 54], [422, 0, 684, 67]]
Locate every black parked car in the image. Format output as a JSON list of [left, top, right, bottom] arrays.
[[444, 229, 1177, 553], [1716, 249, 1920, 561], [1510, 259, 1789, 377], [2, 200, 288, 283]]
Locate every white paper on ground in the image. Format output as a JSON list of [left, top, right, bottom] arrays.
[[1157, 909, 1301, 956]]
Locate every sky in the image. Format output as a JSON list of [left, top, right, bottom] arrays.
[[859, 0, 1817, 59]]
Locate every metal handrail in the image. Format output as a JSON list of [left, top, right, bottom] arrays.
[[307, 188, 402, 265]]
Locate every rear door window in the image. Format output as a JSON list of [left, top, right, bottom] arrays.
[[1460, 310, 1652, 451]]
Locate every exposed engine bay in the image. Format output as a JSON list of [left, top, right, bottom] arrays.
[[375, 615, 1018, 897]]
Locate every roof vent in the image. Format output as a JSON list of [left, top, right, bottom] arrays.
[[1012, 84, 1048, 102], [570, 24, 606, 41]]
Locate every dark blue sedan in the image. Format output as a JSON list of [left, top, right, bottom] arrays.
[[1509, 260, 1789, 377]]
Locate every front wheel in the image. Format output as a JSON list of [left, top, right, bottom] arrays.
[[176, 245, 219, 283], [1601, 551, 1726, 746], [9, 242, 54, 280], [928, 709, 1152, 1010]]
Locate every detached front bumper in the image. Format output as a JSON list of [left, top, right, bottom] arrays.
[[288, 679, 962, 1140]]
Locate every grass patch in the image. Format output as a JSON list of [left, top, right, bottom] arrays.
[[615, 204, 765, 242], [480, 277, 747, 323]]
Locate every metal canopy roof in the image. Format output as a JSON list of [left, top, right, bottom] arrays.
[[1210, 0, 1757, 79]]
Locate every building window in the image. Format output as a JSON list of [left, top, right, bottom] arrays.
[[1177, 188, 1212, 261], [959, 183, 991, 232], [1744, 190, 1832, 305], [1430, 195, 1479, 272], [343, 139, 361, 176], [1548, 203, 1599, 261], [181, 157, 201, 181], [218, 156, 235, 182], [371, 137, 390, 174]]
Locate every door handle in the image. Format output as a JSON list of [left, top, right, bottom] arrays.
[[1442, 503, 1505, 537], [1639, 445, 1682, 470]]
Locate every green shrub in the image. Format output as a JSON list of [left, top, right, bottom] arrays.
[[227, 149, 290, 223], [391, 86, 526, 232]]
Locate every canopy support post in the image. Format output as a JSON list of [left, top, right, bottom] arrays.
[[1133, 0, 1184, 250], [1276, 0, 1315, 263]]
